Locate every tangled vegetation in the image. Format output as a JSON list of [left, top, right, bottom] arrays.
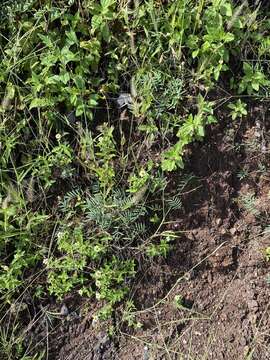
[[0, 0, 270, 358]]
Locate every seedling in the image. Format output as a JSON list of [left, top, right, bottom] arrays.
[[228, 99, 247, 120]]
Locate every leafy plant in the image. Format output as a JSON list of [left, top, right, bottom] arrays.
[[161, 95, 216, 171], [238, 63, 270, 95], [239, 192, 259, 216], [146, 237, 172, 258], [228, 99, 247, 120]]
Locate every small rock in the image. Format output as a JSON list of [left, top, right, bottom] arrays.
[[242, 318, 249, 328], [255, 120, 261, 128], [240, 337, 247, 346], [230, 227, 237, 235], [202, 272, 207, 279], [261, 144, 267, 153], [116, 93, 133, 109], [92, 317, 99, 326], [247, 300, 258, 312], [60, 304, 69, 316], [216, 218, 222, 226], [220, 313, 227, 321], [254, 130, 261, 138], [249, 313, 257, 324], [143, 346, 149, 360]]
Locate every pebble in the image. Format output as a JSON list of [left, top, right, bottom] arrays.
[[247, 300, 258, 312], [249, 313, 257, 324], [261, 144, 267, 153], [240, 337, 247, 346], [116, 93, 133, 109], [254, 130, 261, 138], [143, 346, 149, 360], [60, 304, 69, 316]]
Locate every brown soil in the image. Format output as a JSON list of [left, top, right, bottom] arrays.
[[29, 105, 270, 360]]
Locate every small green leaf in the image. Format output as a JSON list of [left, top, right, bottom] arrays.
[[91, 15, 102, 31], [192, 49, 199, 58], [243, 62, 253, 75], [88, 96, 99, 107], [59, 72, 70, 85], [6, 83, 15, 100], [197, 125, 205, 137], [101, 0, 115, 9], [220, 3, 232, 17], [60, 47, 79, 65], [29, 98, 52, 109], [252, 82, 259, 91], [65, 30, 78, 46], [223, 32, 234, 43], [161, 159, 176, 172], [75, 104, 85, 116], [73, 75, 85, 90]]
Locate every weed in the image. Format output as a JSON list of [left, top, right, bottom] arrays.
[[228, 99, 247, 120], [238, 63, 270, 95], [239, 192, 259, 216]]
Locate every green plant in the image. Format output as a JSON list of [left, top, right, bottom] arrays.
[[90, 124, 117, 194], [265, 247, 270, 261], [0, 321, 44, 360], [239, 192, 259, 216], [238, 63, 270, 95], [237, 168, 249, 180], [93, 257, 135, 305], [161, 95, 216, 171], [45, 185, 150, 311], [0, 186, 47, 299], [228, 99, 247, 120], [122, 300, 142, 329], [146, 237, 172, 258], [174, 294, 184, 309]]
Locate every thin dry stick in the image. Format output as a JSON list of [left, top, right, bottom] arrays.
[[153, 307, 172, 360]]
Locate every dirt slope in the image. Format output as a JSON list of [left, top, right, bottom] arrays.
[[30, 105, 270, 360]]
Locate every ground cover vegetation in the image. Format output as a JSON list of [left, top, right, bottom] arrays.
[[0, 0, 269, 358]]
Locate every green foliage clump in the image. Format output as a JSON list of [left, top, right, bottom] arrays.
[[0, 2, 270, 355]]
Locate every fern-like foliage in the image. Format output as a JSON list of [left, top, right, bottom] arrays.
[[240, 192, 259, 216], [83, 188, 148, 244], [84, 194, 112, 230], [59, 188, 82, 213], [176, 174, 196, 192], [166, 196, 182, 211]]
